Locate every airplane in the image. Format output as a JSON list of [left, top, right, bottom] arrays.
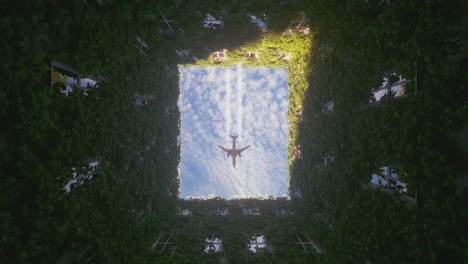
[[217, 135, 250, 168]]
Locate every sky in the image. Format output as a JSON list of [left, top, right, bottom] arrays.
[[178, 64, 289, 199]]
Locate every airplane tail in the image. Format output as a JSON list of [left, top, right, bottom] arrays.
[[230, 135, 238, 139]]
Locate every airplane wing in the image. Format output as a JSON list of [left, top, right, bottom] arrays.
[[217, 145, 231, 154], [235, 145, 250, 156]]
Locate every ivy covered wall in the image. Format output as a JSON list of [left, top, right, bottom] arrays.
[[1, 0, 466, 263]]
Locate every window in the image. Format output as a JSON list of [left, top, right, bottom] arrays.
[[132, 208, 145, 224], [274, 207, 292, 216], [247, 234, 268, 253], [203, 14, 224, 30], [51, 61, 99, 96], [209, 207, 229, 216], [289, 188, 302, 199], [322, 152, 334, 167], [135, 36, 149, 56], [371, 166, 407, 194], [249, 13, 267, 32], [245, 52, 259, 61], [51, 62, 79, 96], [151, 233, 175, 254], [177, 48, 197, 63], [89, 161, 99, 172], [160, 15, 183, 34], [242, 207, 260, 216], [212, 51, 228, 63], [373, 73, 411, 101], [135, 95, 151, 106], [178, 207, 192, 216], [321, 101, 334, 112], [63, 161, 99, 193], [279, 52, 291, 62], [204, 234, 223, 253], [293, 145, 302, 160], [296, 234, 322, 253]]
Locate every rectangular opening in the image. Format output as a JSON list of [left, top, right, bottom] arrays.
[[177, 65, 289, 199]]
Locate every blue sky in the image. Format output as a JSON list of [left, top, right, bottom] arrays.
[[178, 64, 289, 199]]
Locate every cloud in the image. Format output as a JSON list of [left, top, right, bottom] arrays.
[[178, 65, 289, 198]]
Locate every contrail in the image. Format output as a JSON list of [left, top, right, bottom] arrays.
[[236, 64, 243, 136], [225, 68, 232, 135]]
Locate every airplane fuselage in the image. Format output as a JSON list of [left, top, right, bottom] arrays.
[[217, 135, 250, 168]]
